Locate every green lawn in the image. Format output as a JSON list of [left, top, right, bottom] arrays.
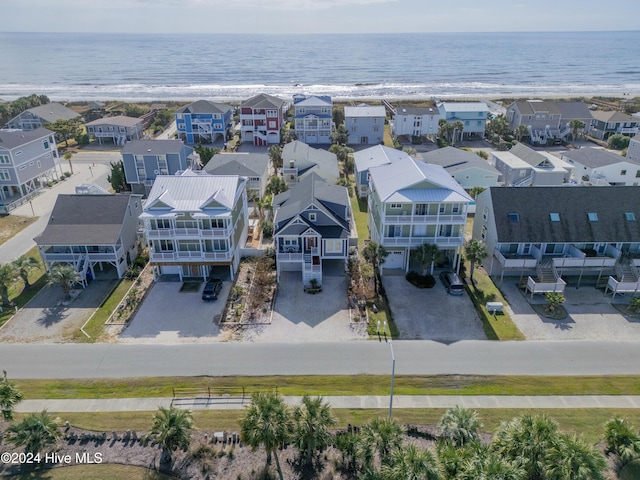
[[72, 278, 133, 342], [1, 246, 46, 329], [350, 193, 368, 248], [14, 374, 640, 400]]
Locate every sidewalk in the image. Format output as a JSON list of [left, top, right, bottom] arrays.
[[16, 395, 640, 413]]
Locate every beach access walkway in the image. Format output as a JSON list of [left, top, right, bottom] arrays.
[[16, 395, 640, 413]]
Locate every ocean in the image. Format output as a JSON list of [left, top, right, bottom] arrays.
[[0, 31, 639, 102]]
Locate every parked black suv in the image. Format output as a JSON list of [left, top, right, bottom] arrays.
[[202, 278, 223, 301]]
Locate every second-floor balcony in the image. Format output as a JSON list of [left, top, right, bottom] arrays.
[[495, 250, 538, 269], [145, 227, 233, 239], [149, 249, 233, 262], [383, 213, 466, 224], [382, 236, 464, 247], [42, 245, 124, 262]]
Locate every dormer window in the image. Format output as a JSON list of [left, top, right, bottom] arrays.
[[625, 212, 636, 221], [508, 213, 520, 223], [550, 213, 560, 222], [309, 213, 316, 222], [587, 212, 598, 222]]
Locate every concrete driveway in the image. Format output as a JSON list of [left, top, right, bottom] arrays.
[[242, 272, 367, 342], [118, 281, 228, 343], [382, 275, 486, 342], [0, 279, 118, 343]]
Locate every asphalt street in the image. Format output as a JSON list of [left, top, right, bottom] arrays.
[[3, 340, 640, 379]]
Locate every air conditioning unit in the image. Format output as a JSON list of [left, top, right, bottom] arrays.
[[154, 170, 160, 175]]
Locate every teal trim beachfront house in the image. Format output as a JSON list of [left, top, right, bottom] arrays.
[[175, 100, 233, 145]]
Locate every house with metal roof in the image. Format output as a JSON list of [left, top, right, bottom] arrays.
[[390, 105, 440, 138], [6, 103, 81, 130], [491, 143, 573, 187], [175, 100, 233, 145], [85, 116, 143, 146], [273, 173, 354, 287], [588, 110, 639, 140], [344, 105, 386, 145], [0, 127, 60, 208], [121, 139, 198, 196], [437, 102, 489, 140], [627, 135, 640, 164], [292, 94, 333, 144], [367, 155, 473, 274], [560, 147, 640, 186], [35, 194, 143, 282], [204, 153, 270, 198], [423, 147, 501, 189], [281, 141, 339, 187], [353, 145, 412, 199], [473, 186, 640, 297], [240, 94, 287, 146], [140, 172, 248, 281]]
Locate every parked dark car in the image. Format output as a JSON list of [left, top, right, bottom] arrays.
[[202, 278, 223, 301], [439, 271, 464, 295]]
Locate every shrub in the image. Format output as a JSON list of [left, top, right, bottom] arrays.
[[437, 137, 449, 148], [411, 135, 423, 145], [261, 220, 274, 238], [608, 134, 630, 150], [405, 271, 436, 288]]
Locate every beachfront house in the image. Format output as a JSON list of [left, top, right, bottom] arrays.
[[121, 139, 199, 196], [141, 172, 248, 281], [390, 105, 440, 139], [491, 143, 573, 187], [437, 102, 489, 140], [281, 140, 339, 187], [203, 153, 270, 198], [560, 147, 640, 186], [5, 102, 81, 130], [353, 145, 411, 199], [35, 194, 143, 282], [423, 147, 501, 189], [344, 105, 386, 145], [367, 154, 472, 274], [85, 116, 143, 146], [0, 127, 60, 206], [473, 186, 640, 297], [293, 94, 333, 144], [175, 100, 233, 145], [240, 93, 287, 146], [273, 173, 354, 287], [588, 110, 640, 140]]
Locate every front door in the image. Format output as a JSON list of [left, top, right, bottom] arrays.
[[305, 237, 317, 252]]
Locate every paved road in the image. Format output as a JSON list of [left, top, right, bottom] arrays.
[[16, 394, 640, 413], [4, 340, 640, 379]]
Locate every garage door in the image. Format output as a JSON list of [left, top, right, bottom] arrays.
[[384, 250, 405, 270]]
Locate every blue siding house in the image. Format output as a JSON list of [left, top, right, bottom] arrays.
[[175, 100, 233, 145], [121, 140, 199, 196], [437, 102, 489, 140], [293, 94, 333, 144]]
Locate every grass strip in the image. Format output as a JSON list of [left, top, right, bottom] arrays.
[[14, 374, 640, 400], [5, 464, 176, 480], [350, 194, 368, 249]]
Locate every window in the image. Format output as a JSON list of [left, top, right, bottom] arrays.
[[549, 213, 560, 222], [268, 121, 276, 129], [508, 213, 520, 223], [621, 170, 627, 175], [587, 212, 598, 222], [439, 205, 445, 214], [309, 213, 316, 222], [28, 161, 34, 166], [43, 139, 49, 149], [325, 239, 342, 253], [0, 169, 10, 180], [37, 160, 41, 168], [519, 170, 528, 177], [483, 207, 489, 221], [625, 212, 636, 221], [19, 165, 26, 170], [481, 226, 487, 240], [15, 151, 22, 156], [155, 218, 172, 229], [636, 171, 640, 178], [390, 203, 402, 209], [452, 204, 460, 214], [373, 126, 379, 132], [0, 155, 10, 164], [267, 109, 277, 117]]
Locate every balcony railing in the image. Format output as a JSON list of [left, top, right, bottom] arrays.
[[382, 236, 464, 247], [384, 214, 466, 224], [146, 227, 232, 238], [278, 253, 303, 262], [304, 263, 322, 272], [495, 250, 538, 269], [150, 250, 232, 262]]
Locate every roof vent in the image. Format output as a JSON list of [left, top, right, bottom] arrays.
[[147, 149, 152, 152]]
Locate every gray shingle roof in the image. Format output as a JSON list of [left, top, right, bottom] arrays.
[[423, 146, 500, 174], [344, 106, 386, 118], [121, 139, 186, 155], [281, 141, 339, 180], [591, 110, 637, 123], [555, 101, 593, 121], [86, 116, 142, 127], [203, 153, 269, 177], [488, 186, 640, 243], [511, 100, 561, 115], [35, 194, 133, 246], [241, 93, 285, 109], [509, 142, 548, 167], [0, 127, 53, 149], [561, 147, 632, 169], [394, 106, 439, 116], [25, 103, 81, 122], [175, 100, 232, 115]]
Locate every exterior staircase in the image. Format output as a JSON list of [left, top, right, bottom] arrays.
[[536, 257, 557, 283], [615, 256, 639, 282]]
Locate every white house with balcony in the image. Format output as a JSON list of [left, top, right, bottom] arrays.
[[35, 194, 143, 282], [353, 145, 409, 199], [141, 172, 248, 281], [560, 147, 640, 186], [473, 186, 640, 297], [293, 94, 333, 144], [390, 105, 440, 139], [491, 143, 573, 187], [85, 116, 143, 146], [367, 155, 473, 274]]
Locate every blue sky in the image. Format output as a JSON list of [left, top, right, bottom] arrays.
[[3, 0, 638, 34]]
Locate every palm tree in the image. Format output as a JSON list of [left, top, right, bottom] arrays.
[[457, 445, 525, 480], [147, 406, 193, 464], [604, 417, 640, 473], [12, 255, 40, 289], [452, 121, 464, 146], [515, 125, 529, 143], [357, 417, 404, 469], [464, 239, 488, 283], [0, 263, 17, 306], [568, 119, 585, 143], [543, 433, 606, 480], [6, 410, 60, 454], [491, 413, 560, 480], [436, 441, 476, 479], [269, 145, 282, 174], [0, 372, 23, 421], [381, 443, 442, 480], [329, 144, 354, 176], [438, 406, 482, 447], [241, 391, 293, 480], [362, 242, 389, 295], [411, 243, 439, 276], [468, 186, 486, 201], [47, 264, 80, 300], [63, 152, 74, 174], [293, 395, 336, 468], [331, 124, 349, 145]]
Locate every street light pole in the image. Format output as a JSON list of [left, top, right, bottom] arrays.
[[378, 320, 396, 419]]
